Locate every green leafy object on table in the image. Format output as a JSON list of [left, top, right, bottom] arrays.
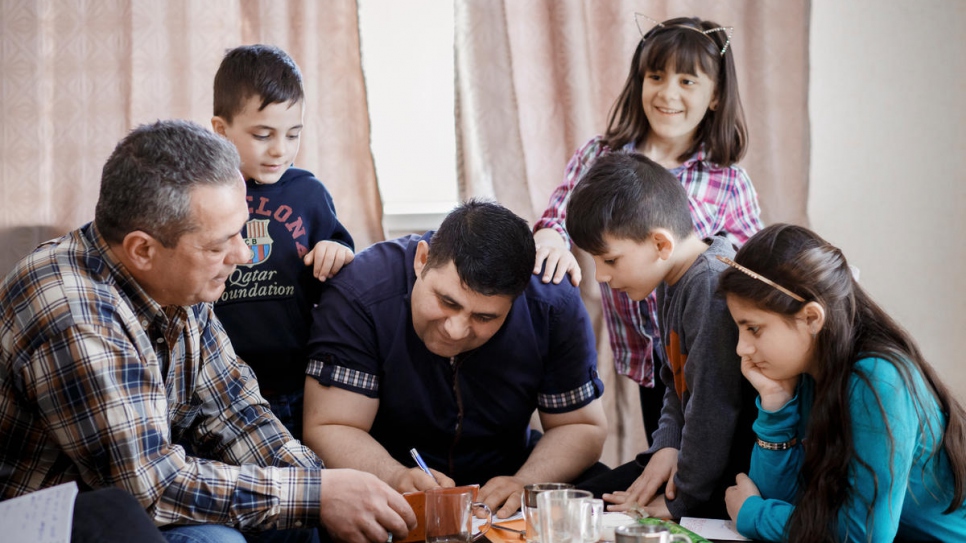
[[637, 517, 712, 543]]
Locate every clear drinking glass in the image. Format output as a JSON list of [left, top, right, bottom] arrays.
[[571, 497, 603, 543], [536, 489, 593, 543], [520, 482, 574, 543]]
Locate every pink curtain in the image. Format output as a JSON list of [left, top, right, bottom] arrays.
[[0, 0, 383, 275], [456, 0, 811, 466]]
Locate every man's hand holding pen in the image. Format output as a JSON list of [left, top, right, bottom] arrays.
[[398, 448, 455, 493]]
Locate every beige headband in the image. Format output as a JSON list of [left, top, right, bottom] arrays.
[[716, 255, 806, 302], [634, 13, 735, 56]]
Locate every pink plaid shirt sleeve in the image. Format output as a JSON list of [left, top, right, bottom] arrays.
[[533, 137, 610, 242]]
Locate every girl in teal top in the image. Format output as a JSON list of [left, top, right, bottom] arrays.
[[717, 224, 966, 542]]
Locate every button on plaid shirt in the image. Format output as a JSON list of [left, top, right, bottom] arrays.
[[0, 223, 322, 529], [534, 136, 763, 387]]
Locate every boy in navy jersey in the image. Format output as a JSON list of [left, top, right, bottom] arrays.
[[212, 45, 354, 440]]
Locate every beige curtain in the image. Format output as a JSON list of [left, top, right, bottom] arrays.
[[456, 0, 811, 466], [0, 0, 383, 276]]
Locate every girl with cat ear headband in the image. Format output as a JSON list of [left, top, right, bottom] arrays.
[[532, 13, 762, 475]]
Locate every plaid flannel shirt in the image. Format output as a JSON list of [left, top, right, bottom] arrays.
[[0, 223, 322, 530], [534, 136, 763, 386]]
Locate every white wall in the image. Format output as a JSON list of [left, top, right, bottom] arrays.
[[809, 0, 966, 400]]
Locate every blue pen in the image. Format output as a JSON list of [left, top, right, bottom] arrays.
[[409, 448, 441, 485]]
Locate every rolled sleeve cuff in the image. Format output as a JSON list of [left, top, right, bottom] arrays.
[[278, 468, 322, 530], [538, 372, 604, 414], [307, 357, 379, 399], [646, 437, 681, 454], [647, 424, 682, 453], [752, 395, 801, 444]]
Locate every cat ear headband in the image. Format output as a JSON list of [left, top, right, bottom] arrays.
[[635, 13, 735, 56], [716, 255, 807, 302]]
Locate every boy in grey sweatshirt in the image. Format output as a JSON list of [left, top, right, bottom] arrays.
[[565, 152, 756, 519]]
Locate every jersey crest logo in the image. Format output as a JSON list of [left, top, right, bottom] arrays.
[[243, 218, 273, 266]]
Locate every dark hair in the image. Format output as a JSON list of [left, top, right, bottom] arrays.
[[94, 120, 241, 247], [213, 44, 304, 122], [426, 199, 535, 298], [718, 224, 966, 542], [566, 152, 695, 255], [604, 16, 747, 166]]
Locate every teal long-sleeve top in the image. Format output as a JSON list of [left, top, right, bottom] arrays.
[[736, 357, 966, 542]]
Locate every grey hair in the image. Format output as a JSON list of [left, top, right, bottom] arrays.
[[95, 119, 241, 247]]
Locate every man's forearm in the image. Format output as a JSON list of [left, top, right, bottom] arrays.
[[512, 422, 606, 483], [303, 424, 409, 484]]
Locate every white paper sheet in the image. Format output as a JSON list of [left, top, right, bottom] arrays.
[[0, 481, 78, 543], [679, 517, 750, 541]]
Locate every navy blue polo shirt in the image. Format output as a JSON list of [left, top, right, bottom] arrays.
[[307, 232, 603, 486]]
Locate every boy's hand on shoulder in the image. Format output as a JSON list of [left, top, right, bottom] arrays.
[[304, 240, 355, 282]]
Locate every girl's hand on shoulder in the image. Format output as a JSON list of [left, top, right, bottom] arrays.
[[534, 246, 581, 286], [740, 357, 798, 411], [533, 229, 581, 286], [725, 473, 760, 524]]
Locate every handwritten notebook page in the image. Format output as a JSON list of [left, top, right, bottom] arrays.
[[0, 481, 78, 543]]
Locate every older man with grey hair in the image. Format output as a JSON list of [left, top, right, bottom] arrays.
[[0, 120, 414, 543]]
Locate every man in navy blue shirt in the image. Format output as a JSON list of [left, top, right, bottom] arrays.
[[303, 200, 607, 518]]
